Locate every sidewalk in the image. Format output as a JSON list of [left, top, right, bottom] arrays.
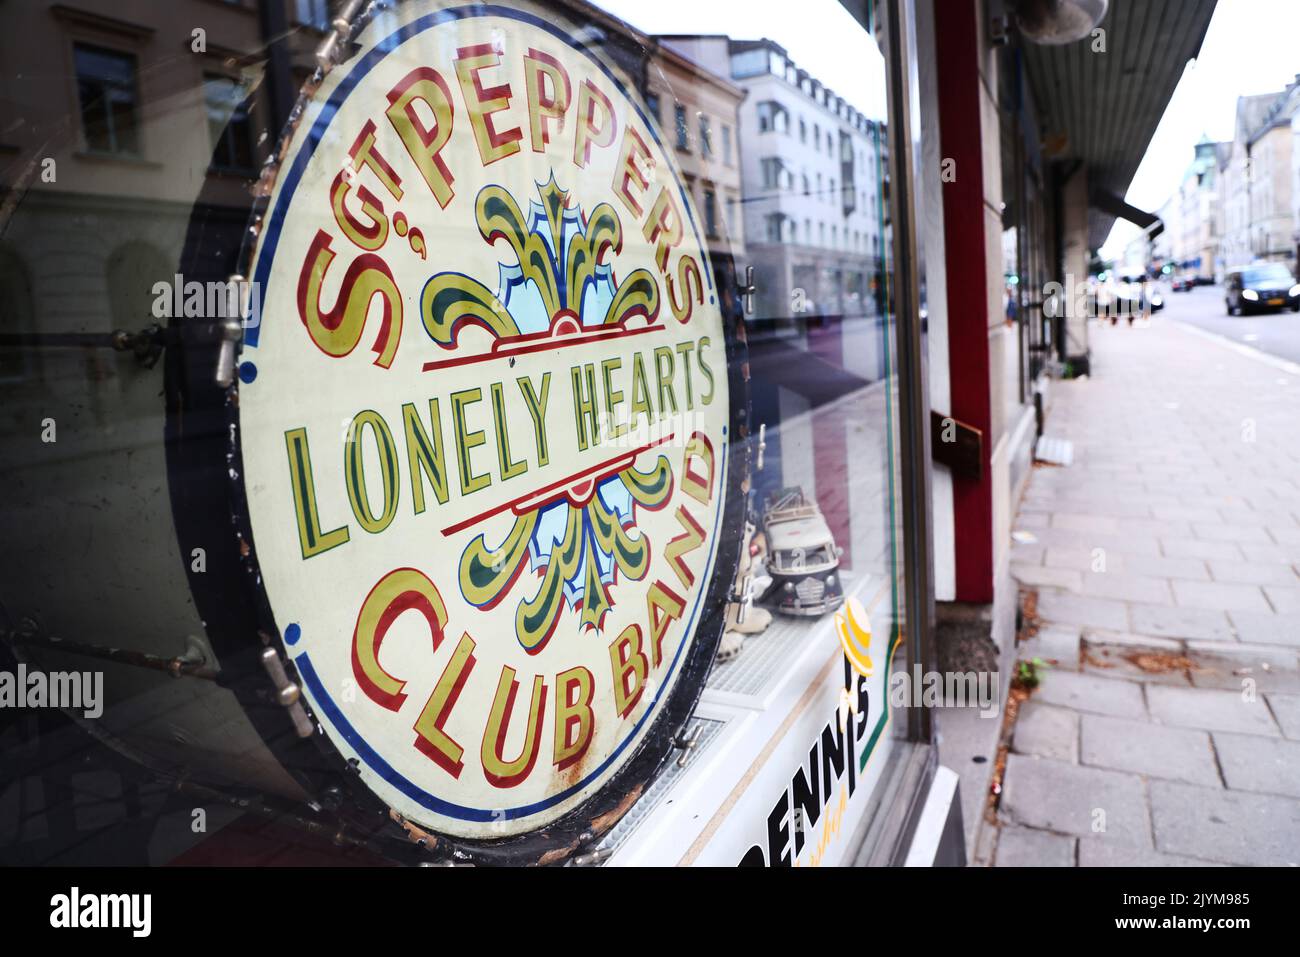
[[993, 315, 1300, 867]]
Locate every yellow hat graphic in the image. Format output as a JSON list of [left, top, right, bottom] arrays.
[[835, 597, 874, 677]]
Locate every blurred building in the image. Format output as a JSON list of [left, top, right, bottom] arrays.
[[1150, 136, 1225, 281], [1179, 137, 1225, 281], [664, 37, 886, 343], [1220, 82, 1300, 271], [647, 37, 747, 268]]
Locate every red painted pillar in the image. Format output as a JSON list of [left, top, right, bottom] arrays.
[[935, 3, 994, 603]]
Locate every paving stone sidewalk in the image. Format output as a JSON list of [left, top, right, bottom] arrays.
[[993, 316, 1300, 867]]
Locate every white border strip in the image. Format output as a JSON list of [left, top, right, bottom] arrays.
[[902, 764, 960, 867], [1169, 318, 1300, 377]]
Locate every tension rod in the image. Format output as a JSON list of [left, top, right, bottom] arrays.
[[1, 620, 219, 681]]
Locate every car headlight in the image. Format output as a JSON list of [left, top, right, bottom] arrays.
[[1243, 289, 1259, 301], [825, 574, 836, 587], [1289, 285, 1300, 297], [1151, 295, 1162, 306], [783, 581, 794, 592]]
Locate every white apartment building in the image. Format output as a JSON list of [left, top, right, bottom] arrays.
[[665, 37, 887, 339]]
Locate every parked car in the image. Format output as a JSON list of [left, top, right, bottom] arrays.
[[1224, 263, 1300, 315], [1170, 275, 1194, 292], [760, 487, 844, 617]]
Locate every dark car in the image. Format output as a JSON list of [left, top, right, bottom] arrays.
[[1170, 275, 1194, 292], [1225, 263, 1300, 315]]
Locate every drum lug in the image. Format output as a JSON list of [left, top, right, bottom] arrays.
[[213, 314, 245, 388], [569, 847, 613, 867], [259, 646, 315, 739], [315, 1, 365, 70], [672, 723, 703, 768]]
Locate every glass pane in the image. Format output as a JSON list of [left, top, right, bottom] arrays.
[[0, 0, 906, 869]]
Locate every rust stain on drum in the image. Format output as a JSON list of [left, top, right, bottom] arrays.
[[537, 841, 579, 867], [590, 784, 643, 834], [389, 808, 438, 851]]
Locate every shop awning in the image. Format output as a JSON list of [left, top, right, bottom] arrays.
[[1020, 0, 1217, 250], [1089, 187, 1163, 239]]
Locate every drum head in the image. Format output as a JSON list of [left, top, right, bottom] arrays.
[[175, 0, 749, 864]]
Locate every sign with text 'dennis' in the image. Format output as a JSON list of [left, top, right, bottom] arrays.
[[239, 1, 740, 853]]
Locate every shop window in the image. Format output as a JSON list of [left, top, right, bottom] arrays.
[[1, 0, 919, 871], [74, 43, 141, 156], [0, 245, 35, 383], [106, 241, 171, 331]]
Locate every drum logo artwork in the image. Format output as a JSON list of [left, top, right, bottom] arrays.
[[239, 4, 731, 840]]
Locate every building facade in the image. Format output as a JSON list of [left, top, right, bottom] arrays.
[[1220, 86, 1299, 272], [647, 38, 747, 268], [668, 38, 886, 353]]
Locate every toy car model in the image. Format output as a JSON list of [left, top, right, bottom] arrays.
[[760, 487, 844, 617]]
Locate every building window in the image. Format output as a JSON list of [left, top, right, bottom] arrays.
[[646, 90, 661, 124], [756, 100, 787, 134], [704, 188, 718, 237], [765, 213, 785, 243], [802, 174, 810, 197], [74, 43, 141, 156], [761, 157, 785, 191], [799, 117, 807, 143], [699, 115, 713, 158], [674, 104, 689, 150], [722, 124, 733, 165], [205, 75, 256, 172]]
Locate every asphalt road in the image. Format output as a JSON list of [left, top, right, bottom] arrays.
[[1159, 281, 1300, 365]]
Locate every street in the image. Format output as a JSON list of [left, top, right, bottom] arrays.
[[1159, 281, 1300, 365]]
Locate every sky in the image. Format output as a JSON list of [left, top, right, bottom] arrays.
[[595, 0, 888, 119], [1099, 0, 1300, 259]]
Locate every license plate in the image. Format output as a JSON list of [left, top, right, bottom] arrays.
[[1268, 298, 1284, 305]]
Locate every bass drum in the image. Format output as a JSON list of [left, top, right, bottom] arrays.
[[0, 0, 749, 865]]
